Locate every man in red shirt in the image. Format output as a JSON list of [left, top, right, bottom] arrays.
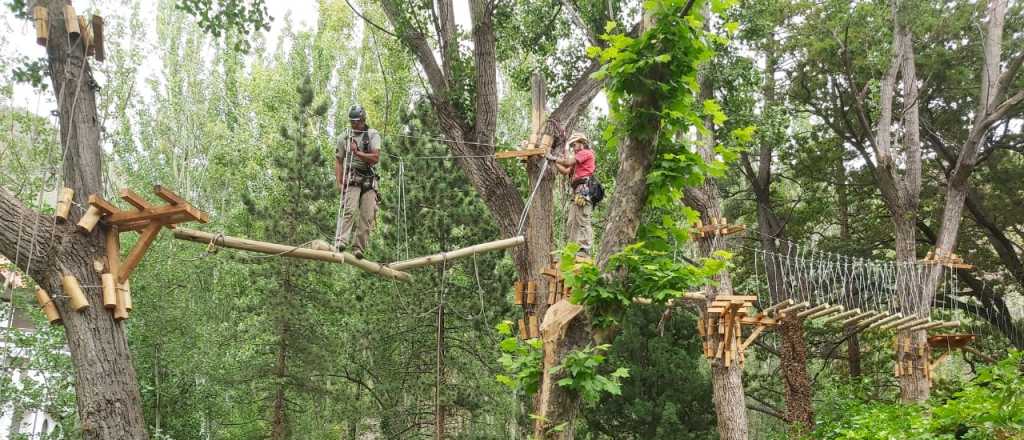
[[549, 132, 596, 256]]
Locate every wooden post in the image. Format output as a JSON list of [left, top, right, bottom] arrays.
[[35, 288, 61, 325], [77, 205, 104, 233], [55, 188, 74, 222], [33, 6, 48, 46], [63, 5, 79, 39], [101, 273, 117, 309], [91, 16, 105, 61], [173, 228, 413, 282], [62, 274, 89, 312], [113, 281, 129, 321], [527, 72, 546, 150]]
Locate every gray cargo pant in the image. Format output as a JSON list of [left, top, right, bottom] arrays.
[[334, 183, 378, 253]]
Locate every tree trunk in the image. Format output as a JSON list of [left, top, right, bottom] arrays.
[[836, 172, 862, 377], [0, 2, 147, 438], [271, 320, 289, 440]]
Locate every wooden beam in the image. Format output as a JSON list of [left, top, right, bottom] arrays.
[[386, 236, 525, 271], [867, 313, 903, 330], [796, 303, 829, 318], [840, 310, 878, 327], [119, 188, 153, 211], [878, 314, 918, 330], [153, 185, 185, 205], [118, 223, 161, 284], [819, 308, 860, 325], [740, 325, 768, 351], [895, 317, 931, 331], [779, 301, 810, 315], [495, 148, 547, 160], [807, 304, 844, 320], [107, 204, 205, 225], [173, 228, 412, 282], [87, 194, 120, 215], [762, 299, 794, 315]]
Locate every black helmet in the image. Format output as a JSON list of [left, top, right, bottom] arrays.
[[348, 105, 366, 121]]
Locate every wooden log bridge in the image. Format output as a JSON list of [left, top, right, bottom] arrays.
[[173, 228, 413, 282], [386, 236, 526, 271]]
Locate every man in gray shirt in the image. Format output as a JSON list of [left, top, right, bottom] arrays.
[[334, 105, 381, 259]]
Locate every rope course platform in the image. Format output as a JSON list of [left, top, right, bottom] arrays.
[[62, 185, 209, 321], [698, 295, 775, 367]]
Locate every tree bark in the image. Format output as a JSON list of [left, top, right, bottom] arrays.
[[737, 32, 815, 433], [0, 2, 148, 438]]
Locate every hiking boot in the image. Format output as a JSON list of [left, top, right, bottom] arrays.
[[353, 249, 364, 259], [334, 243, 347, 253]]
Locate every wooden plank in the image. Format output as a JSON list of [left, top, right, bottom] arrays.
[[173, 228, 413, 282], [807, 305, 844, 320], [867, 313, 903, 330], [895, 317, 931, 331], [716, 295, 758, 302], [779, 301, 810, 315], [119, 188, 153, 211], [87, 194, 119, 214], [526, 281, 537, 305], [840, 311, 878, 327], [796, 303, 829, 318], [763, 299, 794, 315], [514, 281, 524, 305], [529, 315, 539, 339], [107, 204, 206, 225], [819, 308, 861, 325], [707, 307, 725, 315], [541, 267, 561, 279], [741, 315, 779, 326], [879, 315, 917, 330], [495, 148, 547, 160], [387, 236, 525, 270], [153, 185, 185, 205], [118, 223, 161, 283]]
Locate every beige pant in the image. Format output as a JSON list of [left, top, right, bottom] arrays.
[[566, 188, 593, 254], [335, 185, 377, 252]]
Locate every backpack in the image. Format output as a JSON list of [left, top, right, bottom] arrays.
[[586, 178, 605, 206]]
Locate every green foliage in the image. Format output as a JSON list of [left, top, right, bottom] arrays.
[[495, 320, 544, 396], [579, 305, 716, 439], [176, 0, 272, 52], [550, 344, 628, 404], [815, 351, 1024, 440]]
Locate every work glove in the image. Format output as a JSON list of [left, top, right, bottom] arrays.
[[574, 194, 589, 207], [544, 152, 558, 161]]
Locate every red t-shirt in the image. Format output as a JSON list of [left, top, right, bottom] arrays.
[[572, 149, 595, 180]]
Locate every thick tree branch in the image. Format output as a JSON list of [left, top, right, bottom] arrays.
[[468, 0, 498, 145], [0, 187, 56, 282], [559, 0, 600, 47]]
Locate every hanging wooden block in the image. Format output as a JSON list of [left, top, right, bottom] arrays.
[[529, 315, 539, 338], [119, 279, 132, 312], [101, 273, 117, 309], [91, 16, 105, 62], [33, 6, 48, 46], [518, 319, 528, 338], [547, 280, 556, 304], [63, 5, 79, 39], [77, 205, 104, 233], [35, 287, 62, 325], [513, 280, 524, 305], [526, 281, 537, 305], [114, 280, 129, 321], [55, 188, 74, 222], [61, 274, 89, 312], [78, 16, 92, 53]]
